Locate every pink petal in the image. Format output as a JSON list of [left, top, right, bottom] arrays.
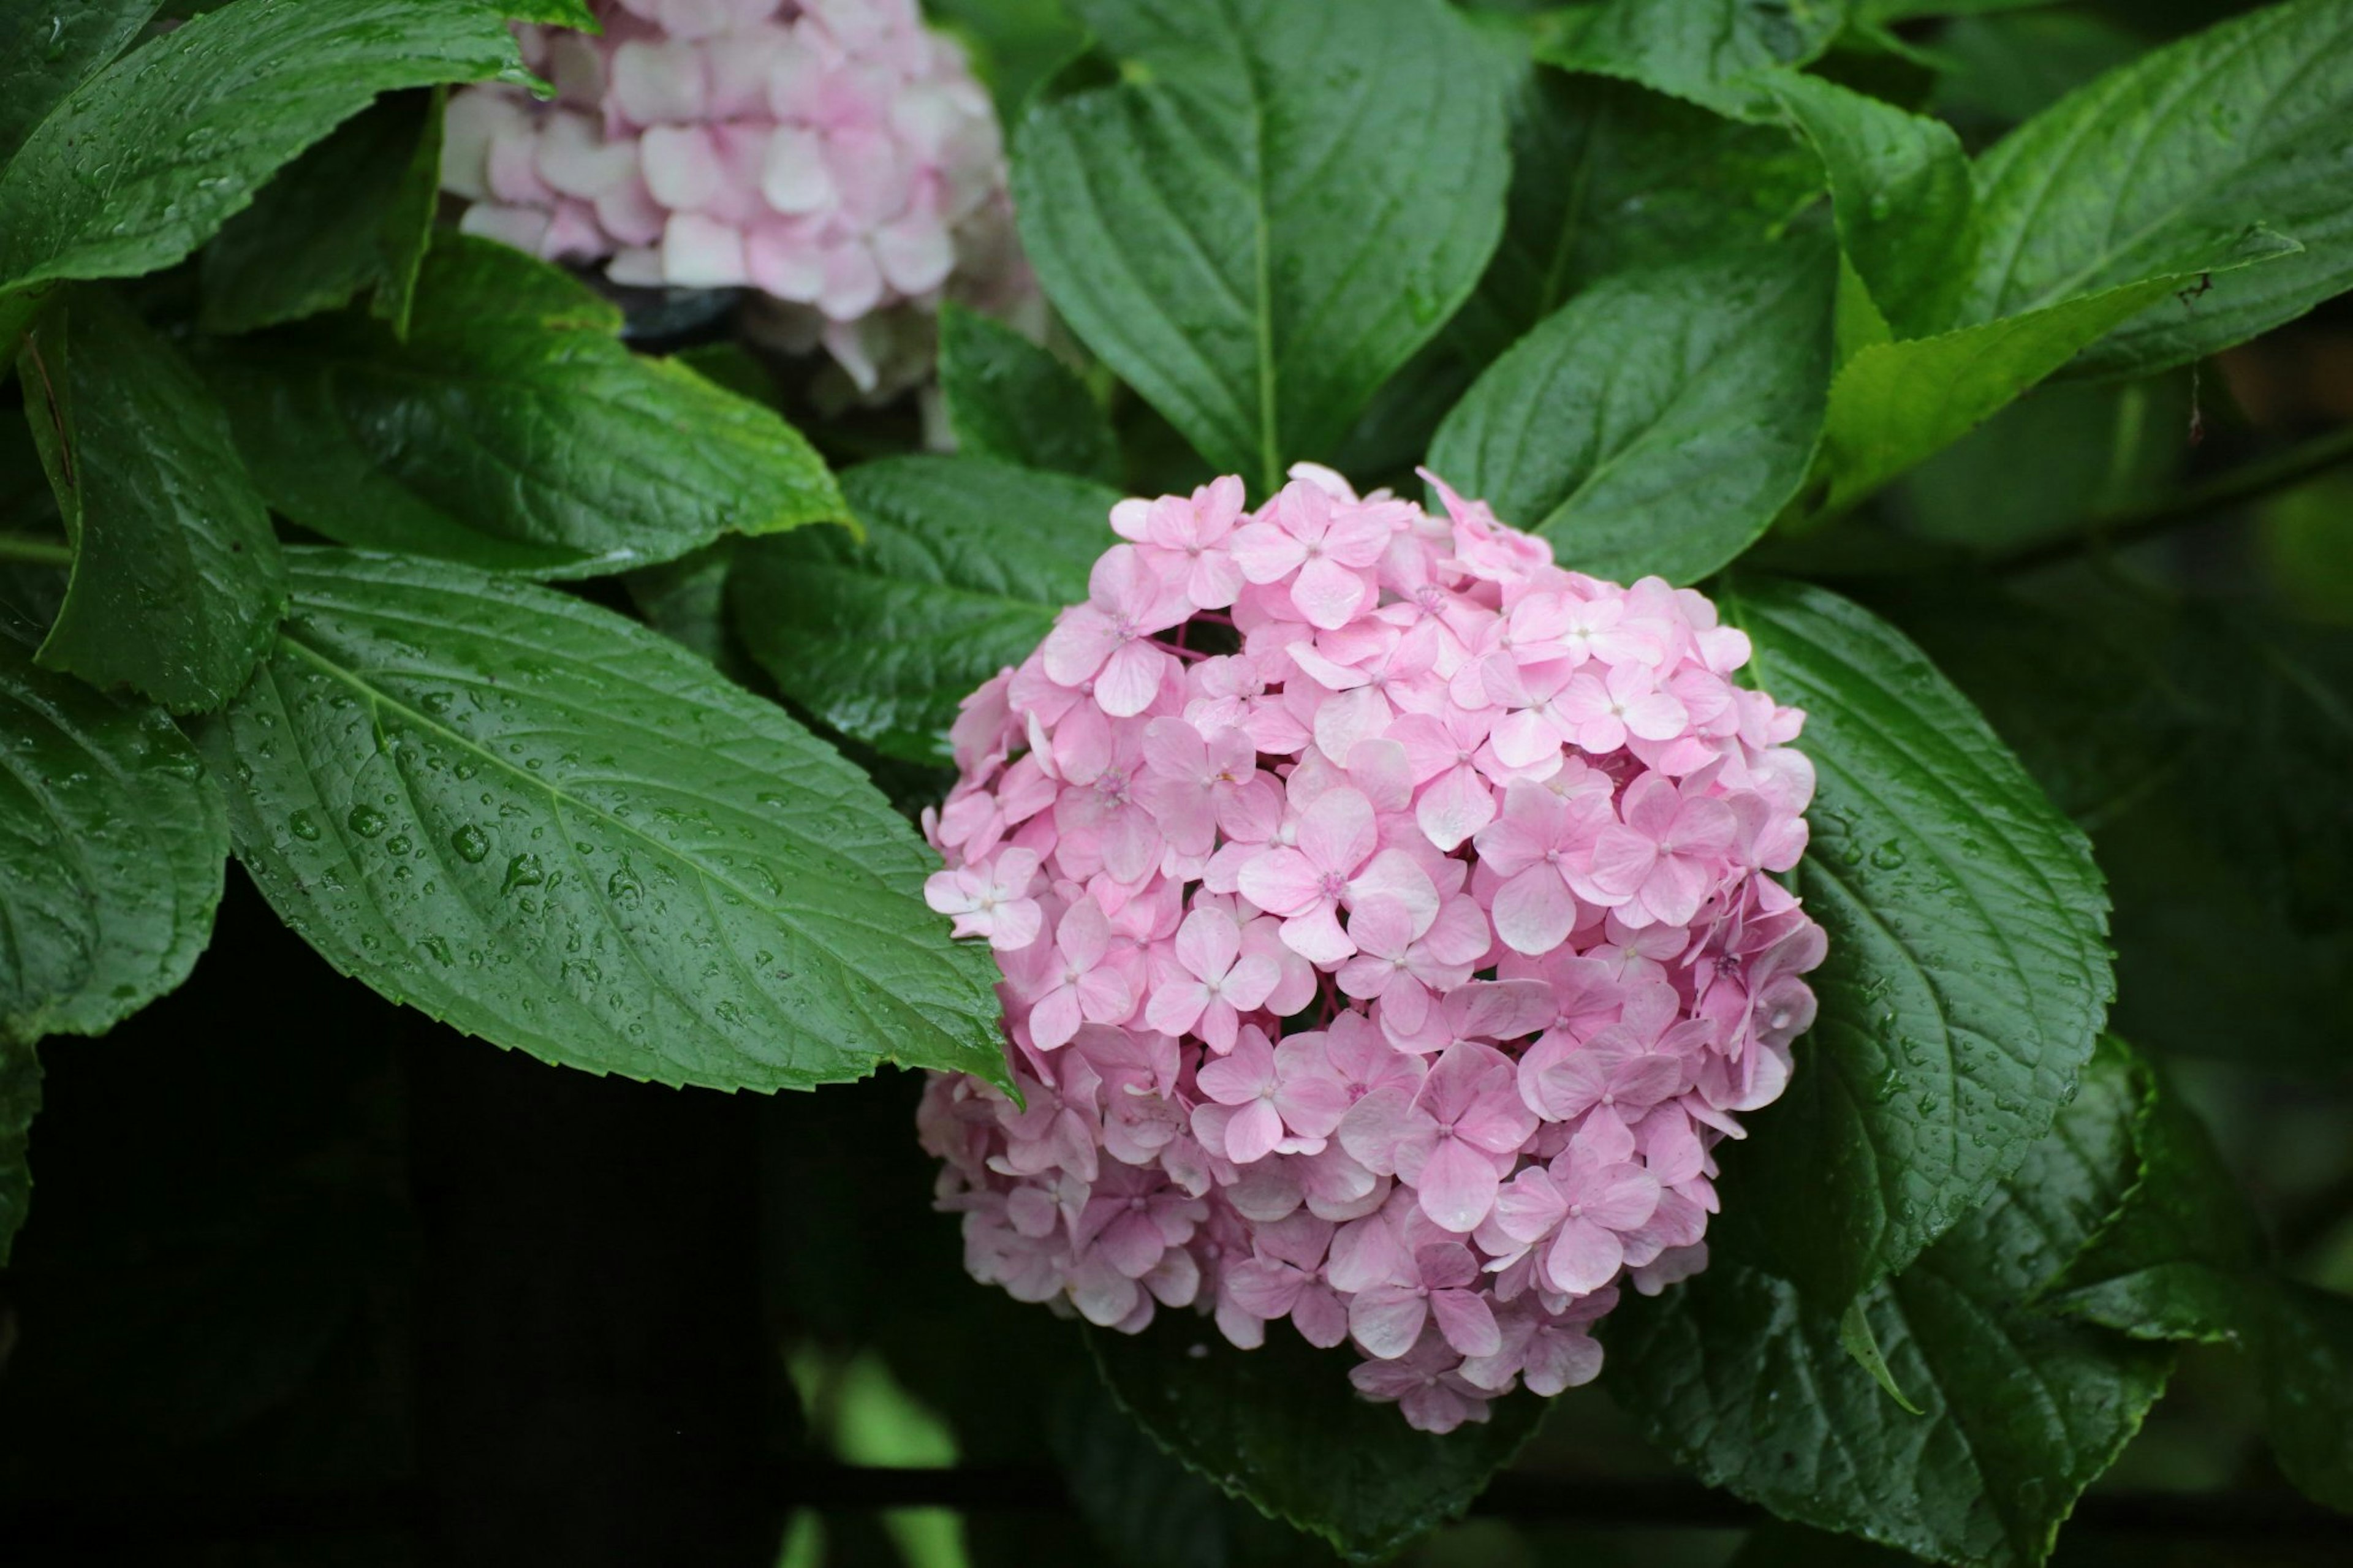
[[1096, 640, 1170, 718], [1236, 847, 1324, 919], [1349, 1286, 1430, 1360], [1491, 866, 1577, 956], [1415, 1137, 1501, 1233], [1415, 765, 1496, 852], [1224, 1099, 1285, 1165], [1293, 556, 1373, 629], [1297, 787, 1376, 877], [1431, 1289, 1502, 1358], [1545, 1216, 1625, 1295]]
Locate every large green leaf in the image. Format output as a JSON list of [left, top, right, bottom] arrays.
[[0, 585, 227, 1047], [0, 0, 159, 167], [200, 235, 846, 580], [198, 86, 444, 337], [1450, 57, 1827, 362], [17, 288, 287, 711], [1960, 0, 2353, 376], [732, 455, 1120, 765], [1428, 240, 1836, 585], [0, 0, 527, 295], [1612, 1039, 2171, 1568], [1012, 0, 1509, 493], [1088, 1314, 1546, 1563], [938, 303, 1121, 486], [1819, 229, 2296, 507], [0, 1035, 34, 1263], [2039, 1059, 2265, 1347], [199, 550, 1007, 1094], [2038, 1058, 2353, 1511], [1536, 0, 1848, 115], [1767, 71, 1972, 341], [1708, 578, 2112, 1308]]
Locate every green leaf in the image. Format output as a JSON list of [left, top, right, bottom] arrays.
[[0, 0, 160, 167], [197, 548, 1007, 1094], [1012, 0, 1509, 493], [1766, 71, 1972, 340], [0, 1035, 34, 1263], [0, 586, 228, 1048], [1088, 1312, 1545, 1563], [199, 235, 846, 580], [1612, 1038, 2172, 1568], [1732, 1522, 1924, 1568], [939, 303, 1121, 486], [0, 0, 527, 295], [625, 541, 754, 684], [2039, 1055, 2267, 1347], [1708, 578, 2113, 1308], [2031, 1048, 2353, 1512], [198, 86, 445, 337], [2260, 1284, 2353, 1511], [1927, 12, 2146, 148], [1819, 229, 2297, 508], [17, 288, 287, 712], [1450, 56, 1827, 362], [1960, 0, 2353, 376], [1536, 0, 1848, 115], [1427, 240, 1837, 585], [732, 455, 1118, 765], [504, 1, 599, 24]]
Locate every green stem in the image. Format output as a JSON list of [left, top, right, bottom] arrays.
[[1996, 422, 2353, 577], [0, 531, 73, 568]]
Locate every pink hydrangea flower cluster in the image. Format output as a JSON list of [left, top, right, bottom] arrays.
[[917, 464, 1825, 1433], [441, 0, 1029, 396]]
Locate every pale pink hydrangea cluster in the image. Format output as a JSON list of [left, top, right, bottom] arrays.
[[917, 464, 1824, 1433], [441, 0, 1029, 396]]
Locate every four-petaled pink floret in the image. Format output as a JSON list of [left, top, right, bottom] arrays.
[[918, 465, 1825, 1431]]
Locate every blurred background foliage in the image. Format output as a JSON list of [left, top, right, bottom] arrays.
[[2, 0, 2349, 1564]]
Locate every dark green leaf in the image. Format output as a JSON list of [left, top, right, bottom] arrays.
[[732, 454, 1119, 765], [1088, 1312, 1545, 1563], [1709, 578, 2113, 1307], [939, 303, 1121, 485], [17, 288, 287, 711], [0, 0, 527, 295], [1886, 373, 2194, 555], [200, 235, 846, 579], [1613, 1039, 2172, 1568], [1013, 0, 1509, 492], [1732, 1521, 1925, 1567], [1767, 71, 1972, 340], [1888, 583, 2353, 1081], [1960, 0, 2353, 376], [2040, 1056, 2266, 1347], [504, 1, 598, 23], [624, 541, 756, 685], [0, 1034, 34, 1262], [1928, 12, 2147, 150], [1819, 229, 2297, 507], [0, 586, 227, 1047], [928, 0, 1087, 119], [0, 0, 160, 167], [198, 86, 445, 336], [2031, 1047, 2353, 1512], [1536, 0, 1848, 115], [1451, 57, 1827, 362], [2259, 1284, 2353, 1511], [198, 549, 1007, 1094], [1428, 240, 1837, 585]]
